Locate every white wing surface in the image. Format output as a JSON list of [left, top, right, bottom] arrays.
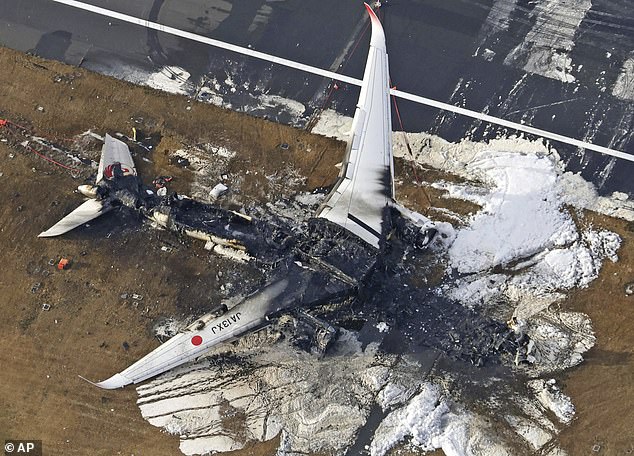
[[38, 199, 111, 237], [316, 3, 393, 248], [86, 4, 396, 390], [89, 279, 289, 389], [96, 134, 137, 183]]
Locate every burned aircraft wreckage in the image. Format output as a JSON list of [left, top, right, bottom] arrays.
[[40, 4, 532, 389]]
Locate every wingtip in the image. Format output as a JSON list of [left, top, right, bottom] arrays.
[[363, 2, 386, 49], [79, 373, 131, 389], [364, 2, 380, 23], [78, 375, 99, 386]]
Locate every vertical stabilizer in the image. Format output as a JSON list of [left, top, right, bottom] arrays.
[[96, 134, 137, 183]]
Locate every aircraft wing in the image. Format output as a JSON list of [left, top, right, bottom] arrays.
[[96, 134, 137, 183], [88, 278, 291, 389], [38, 198, 112, 237], [316, 4, 394, 249]]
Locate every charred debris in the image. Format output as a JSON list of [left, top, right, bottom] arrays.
[[120, 136, 531, 369], [8, 125, 532, 370]]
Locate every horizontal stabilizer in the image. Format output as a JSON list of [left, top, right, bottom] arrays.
[[38, 199, 111, 237]]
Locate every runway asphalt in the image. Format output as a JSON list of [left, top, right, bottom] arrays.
[[1, 0, 633, 194]]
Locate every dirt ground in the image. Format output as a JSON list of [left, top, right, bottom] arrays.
[[0, 46, 341, 456], [0, 47, 632, 455], [556, 213, 634, 455]]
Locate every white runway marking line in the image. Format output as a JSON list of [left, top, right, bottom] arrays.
[[51, 0, 633, 163]]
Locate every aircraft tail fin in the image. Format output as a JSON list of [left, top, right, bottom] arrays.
[[97, 134, 137, 183], [38, 198, 111, 237]]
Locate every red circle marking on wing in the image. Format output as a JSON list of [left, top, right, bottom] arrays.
[[191, 335, 203, 346]]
